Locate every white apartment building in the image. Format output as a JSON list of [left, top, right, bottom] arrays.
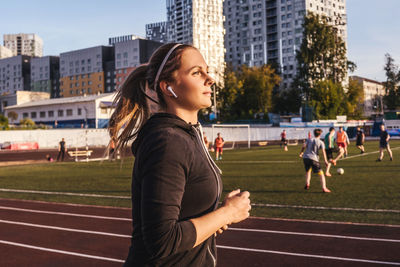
[[350, 76, 385, 118], [0, 45, 13, 59], [3, 33, 43, 57], [165, 0, 225, 85], [224, 0, 347, 88], [4, 93, 116, 129]]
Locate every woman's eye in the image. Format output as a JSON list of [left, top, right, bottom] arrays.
[[193, 71, 200, 75]]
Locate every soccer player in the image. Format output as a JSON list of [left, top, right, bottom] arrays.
[[355, 126, 365, 154], [336, 126, 350, 158], [214, 132, 225, 160], [281, 129, 288, 151], [324, 127, 336, 177], [299, 128, 331, 193], [377, 124, 393, 161]]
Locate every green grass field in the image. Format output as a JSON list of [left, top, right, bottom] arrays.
[[0, 140, 399, 225]]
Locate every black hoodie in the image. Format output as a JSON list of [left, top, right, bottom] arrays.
[[124, 113, 223, 267]]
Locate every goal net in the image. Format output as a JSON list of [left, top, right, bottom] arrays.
[[209, 124, 251, 150]]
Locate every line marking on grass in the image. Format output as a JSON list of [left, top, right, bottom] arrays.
[[228, 227, 400, 243], [339, 146, 400, 161], [0, 206, 131, 221], [0, 219, 131, 238], [252, 203, 400, 213], [218, 160, 296, 163], [216, 245, 400, 265], [0, 240, 124, 263], [0, 188, 130, 199]]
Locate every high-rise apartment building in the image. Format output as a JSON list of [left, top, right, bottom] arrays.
[[31, 56, 60, 98], [148, 0, 225, 84], [3, 33, 43, 57], [224, 0, 347, 88], [146, 22, 169, 43], [0, 55, 31, 95], [59, 46, 114, 97], [0, 45, 13, 59]]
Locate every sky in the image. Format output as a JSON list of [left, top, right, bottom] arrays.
[[1, 0, 399, 82]]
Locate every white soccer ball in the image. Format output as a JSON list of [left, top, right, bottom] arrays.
[[337, 168, 344, 175]]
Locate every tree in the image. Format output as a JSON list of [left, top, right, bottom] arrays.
[[20, 118, 35, 127], [220, 65, 280, 121], [382, 53, 400, 110], [344, 79, 365, 119], [272, 86, 302, 114], [7, 111, 18, 124], [294, 12, 356, 118], [310, 80, 346, 119], [0, 114, 8, 129]]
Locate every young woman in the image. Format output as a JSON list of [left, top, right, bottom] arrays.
[[109, 43, 251, 266]]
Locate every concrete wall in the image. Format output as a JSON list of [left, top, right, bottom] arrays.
[[0, 126, 331, 149], [0, 129, 110, 149]]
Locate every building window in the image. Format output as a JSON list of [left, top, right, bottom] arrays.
[[78, 108, 82, 115], [48, 110, 54, 117], [31, 112, 37, 119], [66, 109, 73, 116], [23, 112, 29, 118], [58, 110, 64, 117], [40, 111, 45, 118]]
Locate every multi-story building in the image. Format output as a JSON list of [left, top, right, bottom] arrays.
[[59, 46, 114, 97], [148, 0, 225, 85], [0, 55, 31, 95], [0, 45, 13, 59], [114, 38, 163, 89], [350, 76, 385, 118], [224, 0, 347, 88], [3, 33, 43, 57], [4, 92, 116, 128], [0, 91, 49, 115], [109, 34, 143, 46], [31, 56, 60, 98], [145, 22, 169, 43]]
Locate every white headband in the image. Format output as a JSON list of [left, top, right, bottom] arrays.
[[153, 44, 182, 91]]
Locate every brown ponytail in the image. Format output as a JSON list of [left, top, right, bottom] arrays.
[[108, 43, 194, 151], [108, 64, 149, 151]]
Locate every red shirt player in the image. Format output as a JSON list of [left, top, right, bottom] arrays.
[[214, 133, 225, 160]]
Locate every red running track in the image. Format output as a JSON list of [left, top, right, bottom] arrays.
[[0, 198, 399, 267]]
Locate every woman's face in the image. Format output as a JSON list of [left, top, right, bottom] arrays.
[[169, 48, 214, 111]]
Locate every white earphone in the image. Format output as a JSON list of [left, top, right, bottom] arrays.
[[167, 86, 178, 98]]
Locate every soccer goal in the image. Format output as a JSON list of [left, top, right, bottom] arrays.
[[211, 124, 251, 149]]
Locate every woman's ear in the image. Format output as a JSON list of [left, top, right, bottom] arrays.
[[159, 81, 176, 98], [159, 81, 169, 96]]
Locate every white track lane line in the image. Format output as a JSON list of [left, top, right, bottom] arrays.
[[229, 227, 400, 243], [0, 219, 130, 238], [0, 240, 124, 263], [0, 206, 131, 221], [0, 188, 130, 199], [1, 217, 399, 265], [252, 203, 400, 213], [217, 245, 400, 265], [218, 160, 296, 163], [2, 218, 397, 244]]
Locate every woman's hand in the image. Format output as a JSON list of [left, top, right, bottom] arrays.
[[222, 189, 251, 225]]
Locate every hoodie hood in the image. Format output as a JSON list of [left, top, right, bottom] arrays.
[[132, 113, 196, 156]]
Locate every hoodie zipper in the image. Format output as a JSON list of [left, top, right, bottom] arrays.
[[192, 124, 222, 207]]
